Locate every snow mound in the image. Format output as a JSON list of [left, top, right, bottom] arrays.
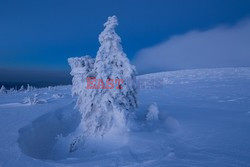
[[164, 116, 181, 133], [17, 103, 81, 160]]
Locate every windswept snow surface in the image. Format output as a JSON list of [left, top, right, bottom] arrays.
[[1, 68, 250, 166]]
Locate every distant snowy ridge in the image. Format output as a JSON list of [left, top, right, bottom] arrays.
[[1, 68, 249, 94], [137, 67, 250, 89]]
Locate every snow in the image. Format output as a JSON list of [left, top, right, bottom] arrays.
[[0, 68, 250, 166]]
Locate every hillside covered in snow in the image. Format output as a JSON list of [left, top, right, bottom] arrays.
[[0, 67, 250, 166]]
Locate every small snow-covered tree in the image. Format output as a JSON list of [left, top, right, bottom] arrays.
[[26, 84, 34, 92], [9, 87, 16, 93], [0, 85, 7, 94], [19, 85, 25, 91], [146, 103, 159, 121], [68, 16, 137, 152], [26, 84, 30, 92], [23, 93, 47, 105], [68, 56, 94, 96]]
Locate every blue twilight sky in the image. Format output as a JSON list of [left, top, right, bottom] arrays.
[[1, 0, 250, 83]]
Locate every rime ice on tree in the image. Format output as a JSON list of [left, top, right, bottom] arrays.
[[79, 15, 137, 136], [68, 16, 137, 151], [0, 85, 7, 94], [146, 103, 159, 121], [68, 56, 94, 96], [19, 85, 25, 91]]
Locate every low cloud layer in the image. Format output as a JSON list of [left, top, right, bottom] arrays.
[[133, 18, 250, 74]]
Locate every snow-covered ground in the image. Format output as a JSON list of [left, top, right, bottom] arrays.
[[1, 67, 250, 167]]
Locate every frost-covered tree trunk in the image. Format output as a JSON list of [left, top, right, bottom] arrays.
[[68, 16, 137, 152]]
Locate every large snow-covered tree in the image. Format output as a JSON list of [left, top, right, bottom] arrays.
[[68, 16, 137, 152]]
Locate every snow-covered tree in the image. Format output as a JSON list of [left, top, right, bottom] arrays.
[[146, 103, 159, 121], [23, 94, 47, 105], [79, 15, 137, 136], [68, 56, 94, 96], [68, 16, 137, 152], [0, 85, 7, 94], [9, 87, 16, 93], [19, 85, 25, 91], [26, 84, 34, 92]]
